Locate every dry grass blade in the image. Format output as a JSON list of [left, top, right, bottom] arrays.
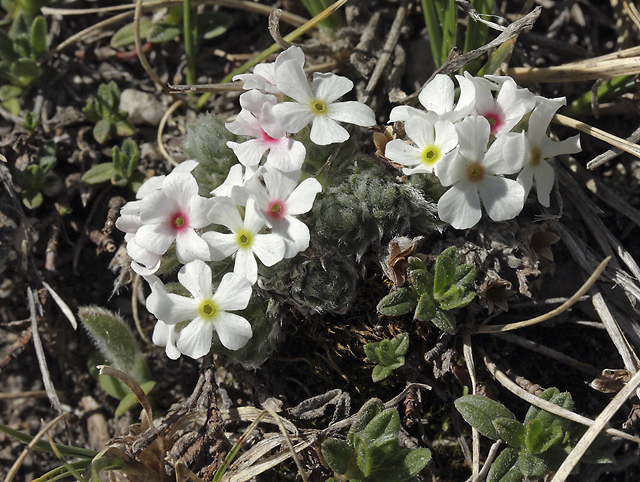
[[4, 413, 68, 482], [97, 365, 155, 430], [462, 330, 480, 480], [41, 281, 77, 330], [157, 100, 183, 167], [508, 56, 640, 82], [0, 390, 51, 400], [474, 257, 610, 333], [550, 369, 640, 482], [481, 348, 640, 444]]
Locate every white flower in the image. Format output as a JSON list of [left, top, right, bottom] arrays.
[[145, 261, 253, 358], [272, 59, 376, 145], [133, 170, 212, 265], [233, 45, 305, 94], [437, 116, 526, 229], [384, 116, 458, 176], [239, 168, 322, 258], [226, 90, 306, 172], [518, 100, 581, 207], [468, 73, 536, 137], [202, 197, 285, 283]]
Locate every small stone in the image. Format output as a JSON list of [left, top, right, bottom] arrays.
[[119, 89, 164, 126]]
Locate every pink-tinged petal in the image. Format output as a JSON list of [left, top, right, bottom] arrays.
[[228, 139, 269, 167], [201, 231, 238, 260], [434, 120, 458, 154], [517, 164, 535, 201], [187, 195, 214, 229], [161, 172, 199, 210], [251, 233, 285, 267], [470, 77, 496, 115], [484, 132, 527, 175], [328, 102, 376, 127], [140, 190, 177, 224], [437, 183, 482, 230], [456, 116, 490, 162], [177, 318, 214, 359], [135, 223, 175, 255], [276, 216, 309, 258], [388, 105, 432, 123], [385, 139, 422, 167], [234, 248, 258, 284], [209, 197, 243, 231], [286, 177, 322, 215], [532, 160, 555, 207], [275, 59, 313, 103], [260, 102, 286, 139], [312, 72, 353, 103], [264, 168, 300, 200], [225, 109, 263, 138], [239, 90, 277, 115], [272, 102, 314, 134], [214, 272, 252, 311], [244, 198, 267, 234], [175, 229, 211, 263], [213, 312, 252, 350], [266, 139, 306, 172], [540, 134, 581, 159], [478, 176, 525, 222], [419, 74, 454, 114], [178, 259, 213, 300], [310, 116, 349, 145], [405, 116, 435, 149]]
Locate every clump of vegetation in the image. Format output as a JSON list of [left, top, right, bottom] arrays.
[[82, 81, 135, 144], [81, 138, 146, 192], [364, 333, 408, 382]]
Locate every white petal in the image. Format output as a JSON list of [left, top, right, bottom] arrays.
[[140, 190, 177, 224], [532, 160, 555, 207], [405, 116, 435, 148], [435, 149, 467, 187], [161, 172, 199, 211], [434, 120, 458, 154], [385, 139, 422, 167], [312, 72, 353, 104], [310, 116, 349, 145], [177, 318, 213, 359], [178, 259, 213, 300], [437, 183, 482, 230], [225, 109, 262, 137], [213, 312, 253, 350], [136, 176, 165, 199], [152, 321, 181, 360], [275, 59, 313, 103], [478, 176, 525, 222], [263, 168, 299, 200], [483, 132, 527, 175], [286, 178, 322, 215], [265, 139, 306, 172], [214, 272, 252, 311], [272, 102, 314, 134], [212, 164, 245, 197], [275, 45, 305, 70], [173, 160, 199, 173], [251, 233, 285, 267], [209, 197, 243, 231], [238, 90, 277, 116], [328, 102, 376, 127], [456, 116, 490, 162], [243, 198, 267, 233], [277, 216, 310, 258], [201, 231, 238, 260], [228, 139, 269, 167], [234, 248, 258, 284], [517, 164, 535, 201], [540, 134, 581, 159], [135, 223, 175, 255], [388, 105, 432, 123], [419, 74, 454, 114], [126, 235, 162, 268]]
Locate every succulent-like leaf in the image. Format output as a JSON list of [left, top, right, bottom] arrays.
[[110, 20, 153, 48], [454, 263, 475, 289], [114, 119, 135, 137], [372, 365, 394, 382], [377, 288, 417, 316], [11, 57, 40, 83], [408, 267, 432, 295], [455, 395, 516, 441], [352, 432, 373, 477], [493, 418, 525, 448], [321, 437, 353, 475], [440, 290, 476, 311], [486, 448, 522, 482], [29, 16, 47, 58], [414, 293, 437, 321], [431, 308, 457, 333]]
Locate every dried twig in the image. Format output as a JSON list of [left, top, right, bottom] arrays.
[[462, 329, 480, 480], [587, 125, 640, 169]]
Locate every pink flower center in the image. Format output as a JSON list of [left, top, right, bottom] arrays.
[[170, 211, 189, 231], [483, 111, 503, 135], [266, 199, 286, 221], [261, 129, 279, 144], [466, 162, 485, 183]]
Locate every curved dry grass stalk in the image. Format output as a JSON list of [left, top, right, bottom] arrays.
[[481, 348, 640, 445], [550, 368, 640, 482], [474, 257, 610, 334], [157, 100, 183, 167], [97, 365, 155, 430], [4, 413, 68, 482], [462, 330, 480, 480]]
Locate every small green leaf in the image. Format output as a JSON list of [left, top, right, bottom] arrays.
[[454, 263, 475, 289], [22, 188, 42, 209], [434, 253, 456, 296], [349, 398, 385, 444], [518, 447, 548, 479], [370, 433, 399, 463], [110, 20, 153, 48], [97, 83, 115, 111], [197, 12, 233, 39], [114, 381, 156, 416], [363, 408, 400, 443], [486, 448, 522, 482], [353, 433, 373, 477], [407, 267, 433, 295], [440, 290, 476, 311], [81, 163, 117, 185], [377, 288, 417, 317], [148, 22, 182, 43], [129, 171, 146, 192], [93, 119, 113, 144], [2, 97, 21, 116], [364, 342, 381, 363], [455, 395, 516, 441], [373, 447, 431, 482], [114, 119, 135, 137], [431, 308, 457, 333], [372, 365, 394, 382], [493, 418, 524, 448], [321, 437, 353, 475], [525, 387, 560, 424], [11, 57, 41, 82], [11, 12, 32, 39], [414, 293, 437, 322], [29, 16, 47, 58], [0, 29, 18, 61], [0, 84, 22, 101]]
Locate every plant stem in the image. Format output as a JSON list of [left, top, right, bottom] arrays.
[[421, 0, 443, 67], [441, 0, 458, 64], [183, 0, 196, 85], [563, 75, 635, 117]]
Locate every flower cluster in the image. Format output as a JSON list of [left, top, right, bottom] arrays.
[[116, 46, 376, 360], [385, 73, 581, 229]]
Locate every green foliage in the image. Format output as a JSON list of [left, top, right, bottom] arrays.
[[1, 0, 52, 17], [321, 398, 431, 482], [0, 12, 48, 114], [16, 141, 61, 209], [455, 389, 615, 482], [78, 306, 152, 409], [364, 333, 409, 382], [82, 81, 135, 144], [377, 247, 476, 333], [81, 138, 145, 191]]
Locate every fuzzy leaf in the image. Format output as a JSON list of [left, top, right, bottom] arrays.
[[364, 342, 381, 363], [348, 398, 385, 444], [486, 448, 521, 482], [431, 309, 457, 333], [414, 293, 437, 322], [110, 20, 153, 48], [370, 433, 399, 463], [525, 418, 563, 455], [0, 29, 18, 61], [363, 408, 400, 443], [11, 57, 40, 82], [78, 306, 138, 374], [493, 418, 525, 448], [377, 288, 417, 316], [114, 119, 135, 137], [454, 263, 475, 289], [321, 437, 353, 475], [0, 84, 22, 101], [524, 387, 560, 424], [433, 252, 456, 296], [440, 290, 476, 311], [408, 268, 432, 295], [455, 395, 516, 441], [29, 16, 47, 58], [373, 447, 431, 482], [518, 448, 548, 479], [372, 365, 394, 382], [81, 163, 117, 185], [352, 433, 373, 477], [93, 119, 113, 144], [97, 83, 115, 111]]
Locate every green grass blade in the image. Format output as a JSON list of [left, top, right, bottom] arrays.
[[0, 423, 98, 459], [441, 0, 458, 64], [421, 0, 443, 67], [464, 0, 494, 53], [33, 460, 93, 482]]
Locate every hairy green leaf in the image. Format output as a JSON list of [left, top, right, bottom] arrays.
[[81, 163, 117, 185], [321, 437, 353, 475], [493, 417, 524, 448], [455, 395, 516, 441], [29, 16, 47, 58], [377, 288, 417, 316], [486, 448, 521, 482], [433, 252, 456, 296]]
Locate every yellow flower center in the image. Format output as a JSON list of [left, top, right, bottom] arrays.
[[466, 162, 485, 182], [421, 145, 441, 165], [198, 299, 218, 320], [236, 229, 253, 248], [309, 98, 328, 116]]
